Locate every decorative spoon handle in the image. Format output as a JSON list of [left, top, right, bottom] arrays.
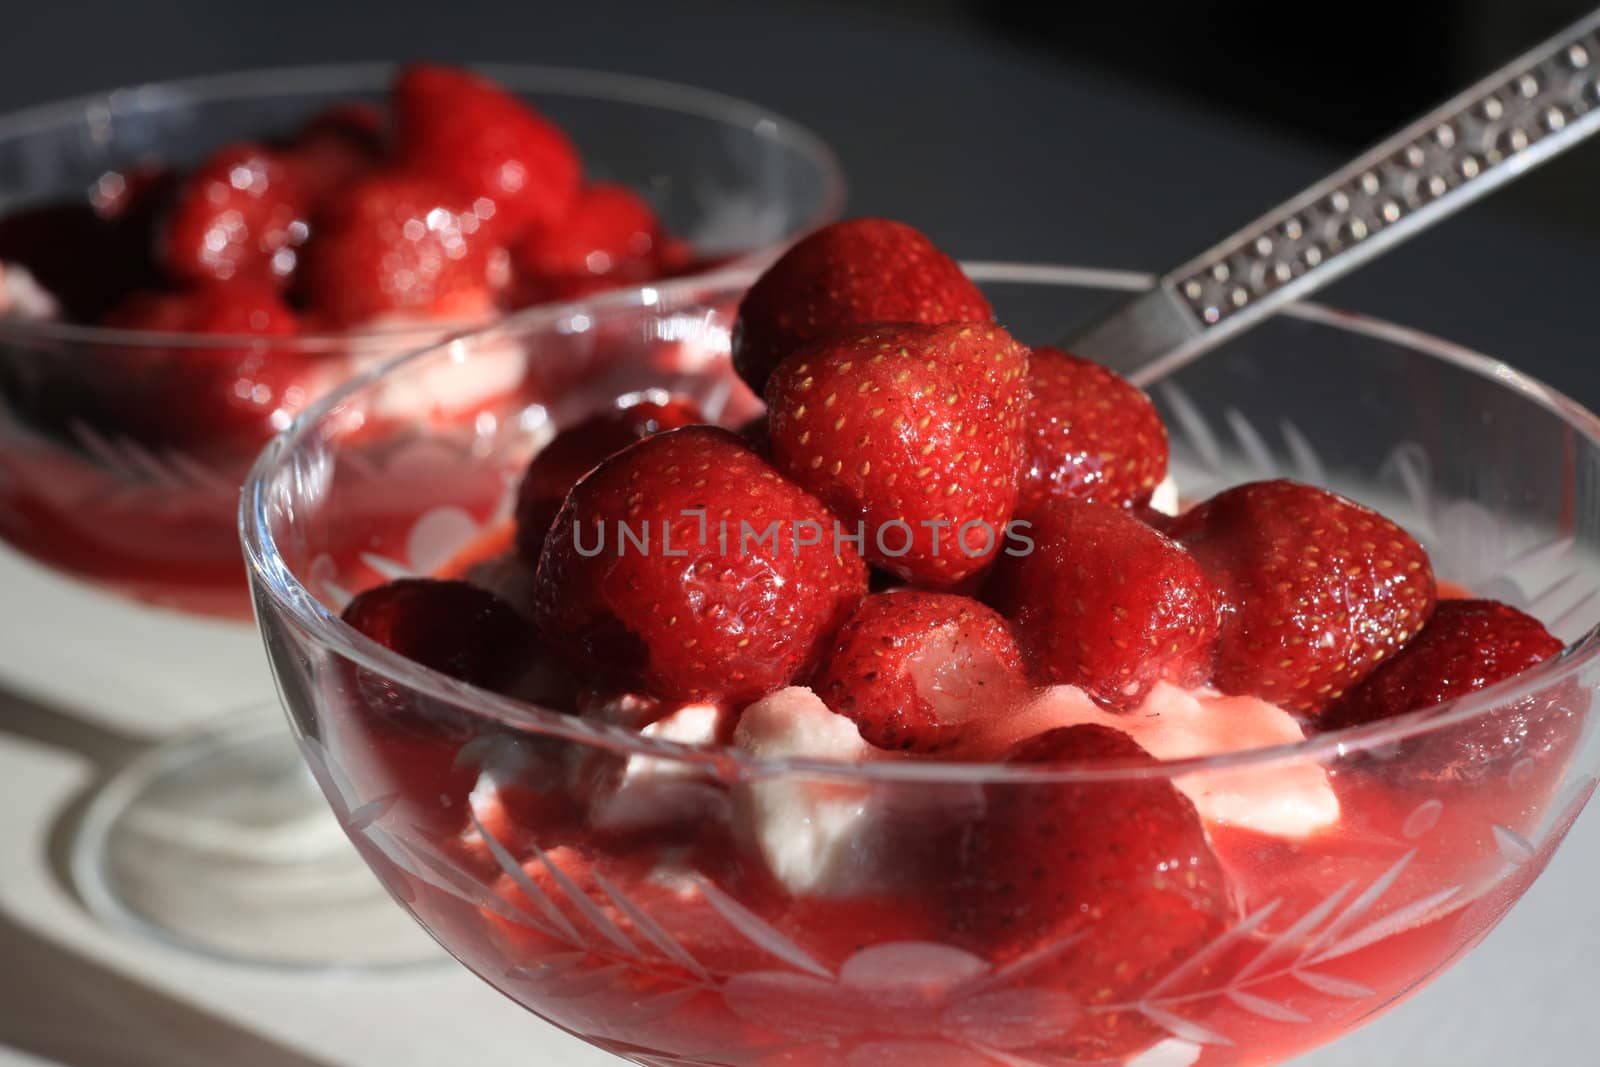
[[1068, 8, 1600, 384]]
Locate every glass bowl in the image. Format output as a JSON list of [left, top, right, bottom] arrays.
[[242, 262, 1600, 1064], [0, 62, 843, 618], [0, 63, 840, 968]]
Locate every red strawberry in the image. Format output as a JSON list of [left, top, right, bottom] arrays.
[[337, 579, 548, 838], [1321, 599, 1578, 789], [811, 590, 1029, 752], [282, 103, 386, 205], [1020, 346, 1168, 511], [297, 171, 506, 327], [1171, 479, 1436, 715], [160, 143, 310, 287], [342, 578, 538, 702], [0, 169, 172, 320], [988, 500, 1219, 710], [393, 64, 580, 232], [731, 218, 993, 393], [764, 322, 1030, 586], [514, 396, 705, 561], [948, 724, 1235, 1060], [510, 182, 664, 305], [531, 426, 868, 704], [93, 284, 304, 451]]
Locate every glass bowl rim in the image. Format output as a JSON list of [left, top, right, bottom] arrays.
[[0, 60, 846, 350], [241, 259, 1600, 785]]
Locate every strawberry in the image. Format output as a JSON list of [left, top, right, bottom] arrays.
[[296, 171, 506, 327], [0, 169, 172, 321], [988, 500, 1219, 710], [393, 63, 580, 233], [1321, 599, 1579, 789], [281, 103, 385, 205], [510, 182, 664, 305], [731, 218, 992, 394], [531, 426, 868, 704], [1171, 479, 1436, 715], [514, 396, 705, 562], [811, 590, 1029, 752], [159, 143, 310, 287], [948, 724, 1235, 1060], [339, 578, 562, 838], [1020, 346, 1168, 511], [342, 578, 537, 702], [93, 284, 304, 451], [764, 322, 1030, 586]]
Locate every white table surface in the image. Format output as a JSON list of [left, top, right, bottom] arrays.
[[0, 537, 1593, 1067]]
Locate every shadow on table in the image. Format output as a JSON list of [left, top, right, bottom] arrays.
[[1, 909, 341, 1067], [0, 687, 337, 1067], [1, 683, 146, 908]]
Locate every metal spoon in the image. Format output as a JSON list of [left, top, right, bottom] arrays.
[[1068, 7, 1600, 385]]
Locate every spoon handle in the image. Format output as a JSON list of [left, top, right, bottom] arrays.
[[1069, 8, 1600, 384]]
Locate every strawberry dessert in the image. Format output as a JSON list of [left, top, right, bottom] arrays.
[[306, 219, 1587, 1066], [0, 64, 716, 616]]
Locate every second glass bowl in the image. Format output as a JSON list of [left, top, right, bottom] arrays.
[[0, 61, 843, 617], [0, 64, 839, 967], [244, 262, 1600, 1063]]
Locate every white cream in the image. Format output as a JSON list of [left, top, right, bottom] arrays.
[[0, 261, 58, 320], [297, 314, 529, 423], [1149, 472, 1181, 516], [985, 682, 1340, 839], [583, 701, 732, 834], [732, 688, 880, 896]]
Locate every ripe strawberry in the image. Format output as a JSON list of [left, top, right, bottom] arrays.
[[338, 578, 549, 837], [1171, 479, 1436, 715], [731, 218, 992, 394], [988, 500, 1219, 710], [296, 171, 506, 327], [0, 169, 171, 320], [764, 322, 1030, 586], [1321, 599, 1578, 788], [531, 426, 868, 704], [342, 578, 537, 702], [811, 590, 1029, 753], [948, 724, 1235, 1060], [510, 182, 664, 305], [393, 63, 580, 232], [160, 143, 310, 287], [94, 284, 304, 451], [1020, 346, 1168, 511], [282, 103, 385, 205], [514, 396, 705, 561]]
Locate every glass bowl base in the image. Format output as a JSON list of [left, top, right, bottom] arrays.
[[71, 710, 445, 969]]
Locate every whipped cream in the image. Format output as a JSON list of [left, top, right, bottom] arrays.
[[986, 682, 1340, 839], [1149, 472, 1180, 517], [299, 313, 529, 423], [582, 701, 732, 834], [0, 261, 58, 321], [731, 687, 984, 897], [732, 688, 880, 896]]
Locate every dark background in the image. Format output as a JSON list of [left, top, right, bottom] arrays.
[[2, 0, 1597, 403]]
